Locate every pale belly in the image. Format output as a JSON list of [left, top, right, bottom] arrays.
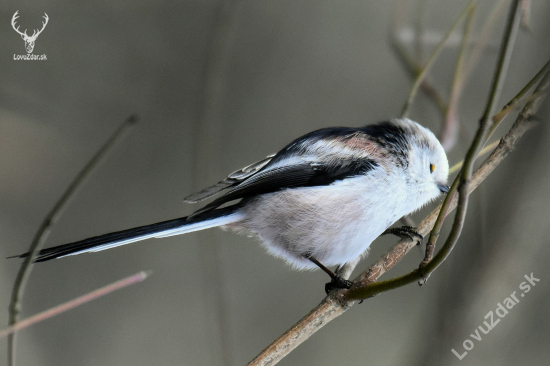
[[227, 174, 410, 270]]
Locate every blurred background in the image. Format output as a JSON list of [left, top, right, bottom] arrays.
[[1, 0, 549, 365]]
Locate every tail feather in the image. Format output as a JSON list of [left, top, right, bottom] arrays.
[[10, 206, 244, 262]]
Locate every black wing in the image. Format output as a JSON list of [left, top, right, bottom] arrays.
[[189, 158, 377, 218], [183, 154, 275, 203], [184, 127, 366, 205], [187, 126, 385, 218]]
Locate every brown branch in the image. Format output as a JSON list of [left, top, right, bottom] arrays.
[[247, 297, 351, 366], [0, 271, 150, 339]]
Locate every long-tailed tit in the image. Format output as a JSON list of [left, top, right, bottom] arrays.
[[13, 118, 449, 290]]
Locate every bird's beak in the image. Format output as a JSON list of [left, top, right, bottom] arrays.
[[438, 183, 450, 194]]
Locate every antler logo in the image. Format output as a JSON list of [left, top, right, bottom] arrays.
[[11, 11, 49, 54]]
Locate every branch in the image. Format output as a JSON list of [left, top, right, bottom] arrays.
[[391, 1, 449, 116], [7, 116, 137, 366], [417, 0, 522, 283], [439, 5, 475, 151], [1, 272, 149, 339], [400, 1, 475, 118]]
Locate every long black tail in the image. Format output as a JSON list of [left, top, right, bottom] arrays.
[[10, 206, 243, 262]]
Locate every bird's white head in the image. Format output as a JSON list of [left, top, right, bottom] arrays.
[[391, 118, 449, 208]]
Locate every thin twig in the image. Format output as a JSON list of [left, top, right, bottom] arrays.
[[440, 5, 475, 151], [521, 0, 532, 31], [447, 57, 548, 177], [448, 138, 500, 174], [445, 60, 549, 179], [194, 1, 239, 364], [400, 1, 476, 118], [7, 116, 137, 366], [462, 0, 508, 82], [414, 0, 427, 62], [391, 1, 448, 116], [1, 271, 150, 339], [247, 297, 350, 366], [491, 58, 550, 132], [418, 0, 522, 283]]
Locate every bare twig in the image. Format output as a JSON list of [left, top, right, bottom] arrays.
[[448, 138, 500, 174], [194, 1, 240, 364], [521, 0, 532, 31], [1, 271, 149, 339], [401, 1, 476, 118], [446, 59, 550, 176], [391, 0, 448, 116], [491, 58, 550, 132], [439, 5, 475, 151], [414, 0, 428, 62], [462, 0, 508, 82], [7, 116, 137, 366], [247, 297, 351, 366], [418, 0, 522, 282]]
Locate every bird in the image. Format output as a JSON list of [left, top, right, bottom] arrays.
[[12, 118, 449, 291]]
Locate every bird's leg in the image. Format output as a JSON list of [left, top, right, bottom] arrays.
[[381, 226, 423, 244], [303, 252, 353, 294]]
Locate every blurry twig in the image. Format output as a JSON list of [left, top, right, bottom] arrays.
[[7, 116, 137, 366], [447, 58, 549, 177], [399, 215, 416, 227], [448, 138, 499, 175], [1, 271, 149, 339], [490, 58, 550, 134], [521, 0, 531, 31], [419, 0, 522, 283], [414, 0, 427, 62], [400, 1, 476, 118], [392, 0, 448, 116], [194, 1, 240, 364], [462, 0, 508, 80], [395, 0, 509, 153], [439, 5, 475, 151]]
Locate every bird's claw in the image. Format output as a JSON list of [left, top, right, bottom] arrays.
[[325, 276, 353, 294], [382, 226, 423, 244]]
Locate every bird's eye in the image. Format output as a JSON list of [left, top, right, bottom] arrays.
[[430, 164, 435, 173]]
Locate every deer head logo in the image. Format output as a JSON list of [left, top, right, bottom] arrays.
[[11, 11, 49, 54]]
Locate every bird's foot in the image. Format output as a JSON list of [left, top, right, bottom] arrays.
[[382, 226, 423, 244], [325, 275, 353, 294]]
